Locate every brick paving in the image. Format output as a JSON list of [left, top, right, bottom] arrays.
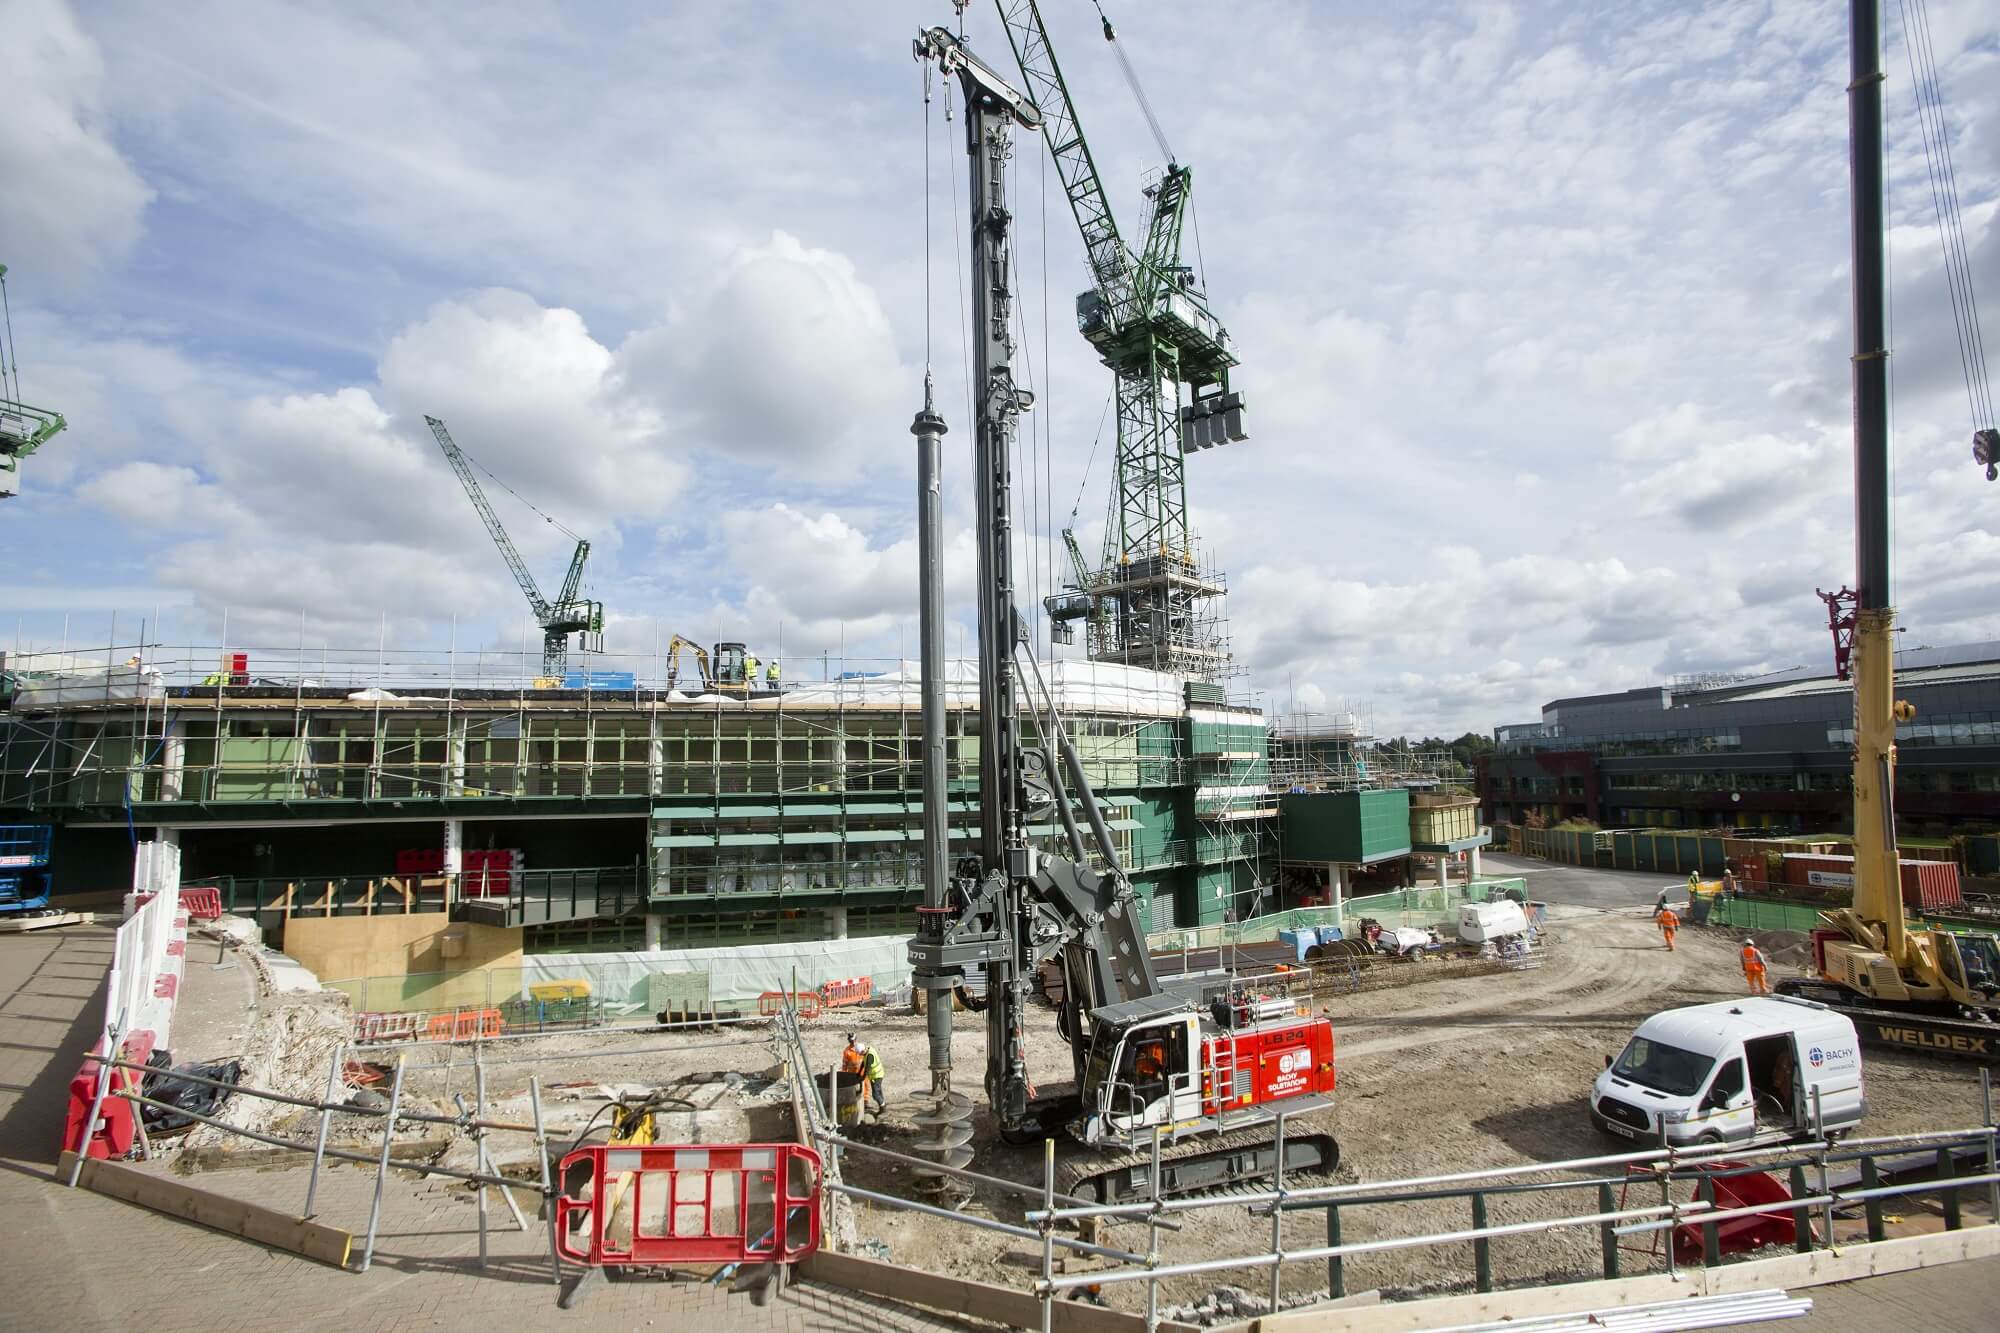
[[0, 926, 982, 1332]]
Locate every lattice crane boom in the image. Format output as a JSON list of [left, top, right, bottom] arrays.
[[426, 414, 600, 679]]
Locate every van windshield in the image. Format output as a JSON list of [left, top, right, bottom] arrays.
[[1612, 1036, 1716, 1097]]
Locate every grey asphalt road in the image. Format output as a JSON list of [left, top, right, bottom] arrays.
[[1481, 849, 1693, 911]]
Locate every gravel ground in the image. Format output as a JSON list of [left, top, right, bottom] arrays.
[[169, 889, 1997, 1322]]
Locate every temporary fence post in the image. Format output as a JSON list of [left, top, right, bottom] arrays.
[[1812, 1087, 1835, 1245], [1040, 1138, 1055, 1333], [358, 1052, 408, 1273], [1469, 1191, 1492, 1292], [1597, 1182, 1619, 1278], [1788, 1164, 1813, 1252], [302, 1045, 345, 1218], [1983, 1068, 1998, 1225], [1661, 1158, 1678, 1281], [531, 1075, 564, 1286], [68, 1018, 123, 1188], [1324, 1203, 1344, 1299], [1268, 1112, 1287, 1315], [1697, 1175, 1720, 1267], [1860, 1156, 1884, 1242], [1146, 1125, 1163, 1333], [1937, 1146, 1962, 1231]]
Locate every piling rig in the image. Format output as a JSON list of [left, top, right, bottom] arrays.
[[905, 26, 1338, 1204]]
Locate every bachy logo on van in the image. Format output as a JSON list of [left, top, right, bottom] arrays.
[[1808, 1045, 1856, 1068]]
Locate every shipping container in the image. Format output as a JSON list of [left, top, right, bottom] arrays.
[[1779, 852, 1961, 910]]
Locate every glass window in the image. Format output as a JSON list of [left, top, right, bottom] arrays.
[[1613, 1036, 1716, 1097]]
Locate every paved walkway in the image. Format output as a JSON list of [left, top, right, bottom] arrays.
[[0, 925, 978, 1332]]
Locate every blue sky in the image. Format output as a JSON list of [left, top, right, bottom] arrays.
[[3, 0, 1996, 734]]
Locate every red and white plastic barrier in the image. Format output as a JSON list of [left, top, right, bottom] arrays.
[[63, 846, 191, 1159]]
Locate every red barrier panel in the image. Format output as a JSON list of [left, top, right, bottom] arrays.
[[180, 887, 224, 920], [62, 1047, 137, 1159], [554, 1143, 822, 1268], [419, 1009, 504, 1042]]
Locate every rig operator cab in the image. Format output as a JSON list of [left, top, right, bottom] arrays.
[[1076, 991, 1336, 1158]]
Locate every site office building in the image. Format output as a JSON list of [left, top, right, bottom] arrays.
[[1478, 642, 2000, 837]]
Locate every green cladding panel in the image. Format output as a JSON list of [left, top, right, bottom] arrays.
[[1280, 789, 1412, 864]]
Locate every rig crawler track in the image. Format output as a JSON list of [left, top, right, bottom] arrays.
[[1059, 1124, 1340, 1205], [1776, 980, 2000, 1063]]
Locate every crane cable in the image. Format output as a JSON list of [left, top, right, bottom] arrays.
[[453, 438, 583, 543], [1091, 0, 1173, 165], [1896, 0, 1995, 432], [0, 267, 21, 406]]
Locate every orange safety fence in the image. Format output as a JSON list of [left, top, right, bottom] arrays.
[[758, 990, 824, 1018], [817, 976, 873, 1008]]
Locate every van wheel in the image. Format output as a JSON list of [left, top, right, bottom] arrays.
[[1697, 1132, 1723, 1146]]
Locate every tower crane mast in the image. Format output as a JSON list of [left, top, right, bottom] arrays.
[[425, 415, 603, 679], [994, 0, 1245, 679]]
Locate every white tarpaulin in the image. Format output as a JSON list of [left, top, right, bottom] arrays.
[[12, 664, 165, 712], [756, 658, 1186, 719], [520, 934, 912, 1009]]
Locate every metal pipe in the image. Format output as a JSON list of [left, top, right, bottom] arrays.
[[94, 1053, 538, 1131], [358, 1054, 408, 1273], [913, 388, 954, 1092], [1146, 1126, 1163, 1333], [1033, 1200, 1702, 1294], [302, 1046, 345, 1218], [1040, 1139, 1055, 1333], [1029, 1136, 1844, 1223], [345, 1012, 768, 1053], [66, 1022, 122, 1188], [1985, 1068, 1999, 1227], [1268, 1112, 1287, 1315], [814, 1126, 1152, 1217], [1835, 1171, 2000, 1203], [473, 1050, 489, 1270], [531, 1075, 564, 1287], [107, 1087, 522, 1190], [1614, 1194, 1834, 1237], [825, 1181, 1144, 1264]]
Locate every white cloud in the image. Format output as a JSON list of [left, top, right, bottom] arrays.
[[0, 0, 152, 285], [378, 289, 680, 517], [618, 231, 908, 474]]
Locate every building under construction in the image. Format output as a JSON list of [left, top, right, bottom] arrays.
[[0, 632, 1476, 952]]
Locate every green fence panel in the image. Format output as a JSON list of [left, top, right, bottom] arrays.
[[1613, 832, 1635, 871], [1635, 836, 1656, 873], [1699, 837, 1726, 875]]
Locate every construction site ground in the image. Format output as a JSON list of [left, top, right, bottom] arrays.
[[0, 850, 1994, 1330]]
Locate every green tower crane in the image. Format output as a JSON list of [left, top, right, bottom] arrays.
[[425, 415, 603, 680], [0, 264, 69, 500], [994, 0, 1245, 681]]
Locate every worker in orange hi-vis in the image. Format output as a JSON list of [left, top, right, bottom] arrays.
[[1658, 905, 1680, 951], [1741, 939, 1771, 994]]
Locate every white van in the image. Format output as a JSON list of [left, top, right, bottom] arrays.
[[1590, 996, 1864, 1148]]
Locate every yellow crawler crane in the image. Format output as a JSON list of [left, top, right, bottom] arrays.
[[1776, 2, 2000, 1061]]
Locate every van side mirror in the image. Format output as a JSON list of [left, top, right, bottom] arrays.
[[1605, 1054, 1613, 1069]]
